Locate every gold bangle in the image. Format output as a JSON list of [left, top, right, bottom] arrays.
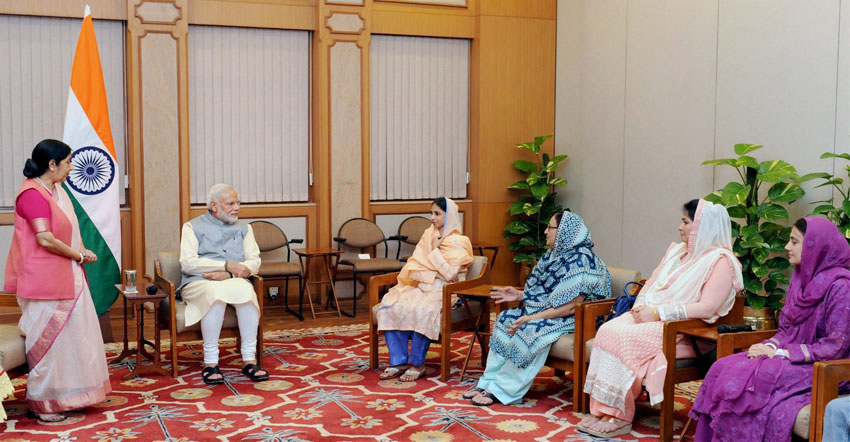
[[653, 307, 659, 321]]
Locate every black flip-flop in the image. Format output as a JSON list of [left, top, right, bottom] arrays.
[[241, 363, 269, 381], [202, 365, 225, 385], [471, 391, 498, 406]]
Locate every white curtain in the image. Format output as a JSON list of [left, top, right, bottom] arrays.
[[370, 35, 470, 201], [0, 15, 126, 207], [189, 25, 310, 204]]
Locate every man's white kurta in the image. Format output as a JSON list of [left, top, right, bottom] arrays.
[[179, 223, 261, 326]]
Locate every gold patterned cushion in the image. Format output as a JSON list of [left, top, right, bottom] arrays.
[[0, 324, 26, 370]]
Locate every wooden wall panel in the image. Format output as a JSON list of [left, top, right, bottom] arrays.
[[478, 0, 556, 19], [371, 10, 473, 37], [0, 0, 126, 19], [187, 0, 314, 30]]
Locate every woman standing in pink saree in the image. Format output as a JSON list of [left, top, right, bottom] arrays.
[[4, 139, 110, 422]]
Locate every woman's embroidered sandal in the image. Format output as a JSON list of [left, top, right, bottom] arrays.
[[577, 417, 632, 438], [462, 387, 485, 399], [241, 364, 269, 381], [202, 365, 225, 385], [27, 410, 67, 423]]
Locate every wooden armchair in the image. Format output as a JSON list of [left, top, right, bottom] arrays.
[[574, 293, 745, 442], [689, 331, 850, 441], [0, 293, 27, 379], [153, 251, 264, 377], [368, 256, 490, 381]]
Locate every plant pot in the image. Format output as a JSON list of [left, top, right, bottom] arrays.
[[743, 306, 778, 330], [518, 262, 534, 287]]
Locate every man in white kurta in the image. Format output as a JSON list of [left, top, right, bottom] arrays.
[[179, 183, 267, 384]]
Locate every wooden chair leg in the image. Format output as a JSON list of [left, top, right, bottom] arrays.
[[679, 416, 695, 441], [171, 328, 178, 377], [660, 381, 675, 442], [441, 332, 451, 381]]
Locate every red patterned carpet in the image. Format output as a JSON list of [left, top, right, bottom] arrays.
[[1, 324, 698, 441]]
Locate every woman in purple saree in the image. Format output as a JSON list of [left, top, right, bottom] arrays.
[[689, 217, 850, 441]]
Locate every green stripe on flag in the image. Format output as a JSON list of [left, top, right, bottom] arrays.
[[63, 184, 121, 315]]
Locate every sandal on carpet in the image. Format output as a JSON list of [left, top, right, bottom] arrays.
[[578, 416, 632, 438], [400, 367, 427, 382], [202, 365, 225, 385], [471, 391, 498, 406], [462, 387, 485, 400], [577, 414, 600, 428], [26, 410, 67, 423], [241, 364, 269, 382], [379, 366, 406, 380]]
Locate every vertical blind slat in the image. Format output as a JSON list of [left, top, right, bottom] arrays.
[[188, 25, 310, 204]]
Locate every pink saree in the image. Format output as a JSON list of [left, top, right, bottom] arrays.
[[16, 184, 110, 413]]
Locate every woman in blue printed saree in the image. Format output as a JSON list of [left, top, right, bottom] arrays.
[[465, 211, 611, 406]]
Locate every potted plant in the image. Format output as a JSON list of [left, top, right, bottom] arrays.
[[503, 134, 567, 281], [702, 144, 813, 326], [810, 152, 850, 244]]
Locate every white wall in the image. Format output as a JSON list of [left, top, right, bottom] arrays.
[[556, 0, 849, 276]]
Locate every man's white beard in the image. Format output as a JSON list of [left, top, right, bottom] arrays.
[[215, 211, 238, 224]]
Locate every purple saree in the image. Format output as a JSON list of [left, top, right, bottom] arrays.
[[690, 217, 850, 441]]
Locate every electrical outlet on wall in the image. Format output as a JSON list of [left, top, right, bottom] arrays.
[[269, 286, 279, 300]]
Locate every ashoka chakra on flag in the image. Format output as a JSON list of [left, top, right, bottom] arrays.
[[68, 146, 116, 195]]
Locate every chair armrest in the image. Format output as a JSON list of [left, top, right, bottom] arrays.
[[333, 237, 347, 244], [715, 329, 778, 358], [288, 239, 304, 245], [0, 293, 19, 308], [387, 235, 408, 242], [153, 260, 177, 298], [662, 318, 709, 360], [811, 359, 850, 441], [368, 272, 400, 308]]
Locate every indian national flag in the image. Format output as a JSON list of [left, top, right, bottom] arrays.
[[62, 5, 121, 315]]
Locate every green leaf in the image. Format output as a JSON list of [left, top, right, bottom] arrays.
[[530, 182, 550, 201], [734, 143, 763, 156], [549, 177, 567, 187], [751, 262, 769, 278], [757, 203, 789, 222], [704, 191, 722, 204], [746, 295, 767, 309], [768, 236, 787, 252], [767, 182, 804, 203], [843, 200, 850, 217], [820, 152, 850, 161], [720, 182, 751, 206], [550, 154, 568, 164], [702, 158, 739, 167], [518, 236, 536, 247], [526, 171, 545, 185], [753, 247, 770, 263], [508, 180, 530, 190], [757, 160, 797, 183], [795, 172, 831, 183], [765, 295, 785, 310], [740, 239, 767, 249], [504, 220, 531, 235], [522, 202, 541, 216], [509, 202, 525, 215], [512, 160, 538, 174], [727, 205, 748, 219], [512, 253, 534, 264], [534, 134, 553, 147], [507, 242, 521, 251], [744, 278, 764, 295], [768, 271, 790, 285], [812, 204, 836, 215], [764, 256, 791, 270], [736, 155, 759, 169]]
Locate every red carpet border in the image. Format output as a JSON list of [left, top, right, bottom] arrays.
[[1, 324, 698, 441]]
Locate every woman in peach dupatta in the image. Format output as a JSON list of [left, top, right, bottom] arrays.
[[4, 140, 110, 422], [578, 199, 744, 438], [375, 197, 473, 382]]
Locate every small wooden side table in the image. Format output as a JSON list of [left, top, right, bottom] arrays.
[[111, 283, 170, 380], [451, 284, 520, 382], [293, 248, 343, 319], [472, 243, 500, 270]]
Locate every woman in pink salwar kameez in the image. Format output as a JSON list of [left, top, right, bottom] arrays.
[[4, 139, 110, 422], [578, 199, 744, 438]]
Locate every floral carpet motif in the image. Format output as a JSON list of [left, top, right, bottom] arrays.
[[1, 324, 698, 441]]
